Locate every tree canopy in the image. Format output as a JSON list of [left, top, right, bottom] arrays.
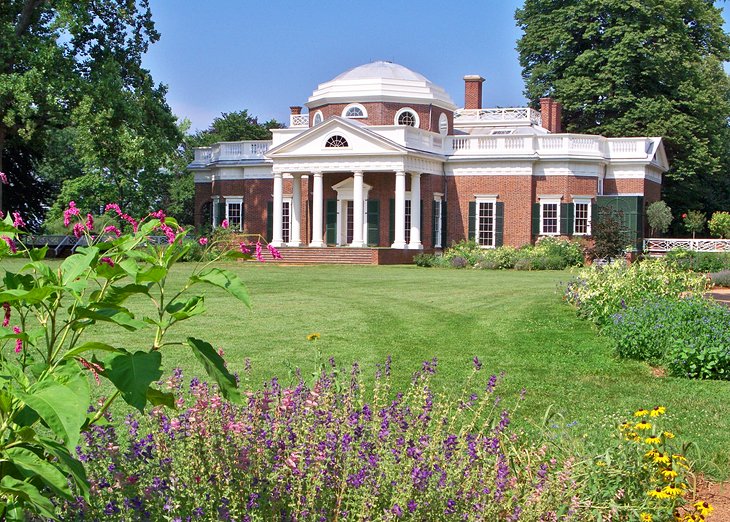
[[190, 110, 283, 147], [1, 0, 182, 227], [515, 0, 730, 213]]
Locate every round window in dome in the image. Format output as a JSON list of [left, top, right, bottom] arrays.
[[395, 108, 419, 127], [343, 104, 367, 119], [325, 135, 349, 148]]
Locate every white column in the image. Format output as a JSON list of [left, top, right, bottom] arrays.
[[309, 172, 325, 247], [350, 171, 365, 247], [289, 174, 302, 246], [408, 173, 422, 249], [271, 172, 284, 247], [391, 171, 407, 248]]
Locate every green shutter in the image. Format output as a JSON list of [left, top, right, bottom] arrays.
[[532, 203, 541, 236], [367, 200, 380, 246], [468, 201, 476, 241], [441, 200, 447, 247], [432, 200, 438, 247], [591, 203, 598, 235], [216, 201, 226, 226], [565, 202, 574, 236], [495, 202, 504, 247], [389, 199, 395, 244], [241, 199, 245, 231], [325, 199, 337, 245], [560, 203, 571, 235], [266, 201, 273, 240]]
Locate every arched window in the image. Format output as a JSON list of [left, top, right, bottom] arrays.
[[325, 135, 349, 148], [343, 104, 367, 118], [312, 111, 324, 126], [395, 108, 419, 127]]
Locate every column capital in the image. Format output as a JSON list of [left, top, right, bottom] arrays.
[[312, 171, 323, 178], [410, 172, 421, 179], [273, 172, 283, 179], [353, 170, 364, 176]]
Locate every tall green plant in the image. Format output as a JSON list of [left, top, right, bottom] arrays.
[[0, 203, 252, 519]]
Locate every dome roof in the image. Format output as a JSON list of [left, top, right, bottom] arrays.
[[306, 61, 457, 110]]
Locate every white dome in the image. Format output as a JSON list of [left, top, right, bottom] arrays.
[[306, 61, 457, 110]]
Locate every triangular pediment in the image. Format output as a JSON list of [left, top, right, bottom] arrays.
[[650, 138, 669, 171], [266, 116, 407, 158]]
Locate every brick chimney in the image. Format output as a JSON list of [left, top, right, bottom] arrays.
[[289, 106, 302, 115], [539, 97, 562, 133], [463, 75, 485, 110]]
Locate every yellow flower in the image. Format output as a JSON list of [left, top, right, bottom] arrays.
[[693, 501, 714, 516], [653, 452, 671, 465], [635, 420, 652, 430], [634, 408, 650, 417], [620, 422, 632, 431], [661, 468, 679, 481], [650, 406, 666, 417], [640, 514, 653, 522], [648, 487, 670, 499], [595, 460, 606, 467], [663, 431, 675, 439], [672, 454, 686, 461], [645, 449, 660, 459], [662, 483, 685, 497], [306, 333, 321, 341], [645, 436, 661, 445]]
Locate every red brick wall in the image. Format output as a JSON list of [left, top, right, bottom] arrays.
[[309, 102, 454, 134], [464, 77, 484, 110]]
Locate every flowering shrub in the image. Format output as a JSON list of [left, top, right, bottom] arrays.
[[664, 248, 730, 273], [438, 238, 585, 271], [682, 211, 706, 239], [62, 360, 586, 521], [710, 270, 730, 287], [605, 297, 730, 380], [0, 202, 253, 518], [564, 259, 710, 327], [577, 407, 712, 521]]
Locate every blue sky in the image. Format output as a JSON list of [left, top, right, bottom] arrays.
[[142, 1, 730, 133]]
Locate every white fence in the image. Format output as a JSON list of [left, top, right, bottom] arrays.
[[643, 238, 730, 255]]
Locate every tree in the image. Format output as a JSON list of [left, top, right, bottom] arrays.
[[682, 210, 706, 238], [1, 0, 181, 223], [708, 211, 730, 239], [591, 206, 628, 259], [646, 201, 673, 237], [515, 0, 730, 214], [190, 110, 283, 147]]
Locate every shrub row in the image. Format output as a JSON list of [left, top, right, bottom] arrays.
[[664, 248, 730, 273]]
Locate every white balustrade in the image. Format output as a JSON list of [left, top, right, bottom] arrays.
[[289, 114, 309, 127], [193, 147, 212, 163], [195, 141, 272, 163], [644, 238, 730, 254], [454, 107, 542, 126]]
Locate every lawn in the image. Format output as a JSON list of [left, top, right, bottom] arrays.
[[4, 260, 730, 478]]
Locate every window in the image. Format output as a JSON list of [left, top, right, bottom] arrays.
[[343, 104, 367, 118], [325, 135, 348, 148], [226, 198, 243, 231], [438, 113, 448, 135], [540, 199, 560, 235], [396, 110, 417, 127], [404, 199, 412, 244], [476, 200, 496, 247], [312, 111, 323, 126], [282, 200, 291, 243], [573, 199, 592, 235], [434, 198, 443, 248]]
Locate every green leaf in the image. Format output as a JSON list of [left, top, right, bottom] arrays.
[[163, 241, 192, 268], [136, 265, 166, 284], [119, 258, 140, 277], [99, 283, 151, 305], [27, 246, 48, 261], [4, 447, 72, 499], [165, 295, 205, 321], [190, 268, 251, 308], [0, 476, 56, 519], [38, 437, 89, 499], [0, 286, 60, 305], [74, 305, 147, 331], [146, 387, 176, 409], [60, 247, 99, 285], [14, 380, 87, 451], [63, 341, 121, 360], [101, 351, 163, 412], [187, 337, 241, 404]]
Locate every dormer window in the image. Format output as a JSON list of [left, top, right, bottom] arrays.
[[312, 111, 324, 126], [343, 104, 367, 119], [395, 108, 419, 127], [325, 135, 349, 148]]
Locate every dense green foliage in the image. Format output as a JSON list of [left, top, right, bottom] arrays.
[[189, 110, 283, 147], [708, 211, 730, 239], [0, 0, 183, 227], [515, 0, 730, 214], [606, 297, 730, 380], [710, 270, 730, 287], [589, 207, 628, 259], [682, 210, 706, 238], [664, 248, 730, 273], [646, 201, 673, 237]]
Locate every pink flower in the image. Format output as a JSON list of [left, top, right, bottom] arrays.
[[1, 236, 17, 254], [682, 213, 687, 219], [150, 210, 166, 223], [198, 237, 208, 246], [239, 242, 251, 254], [100, 257, 115, 268], [12, 212, 25, 228], [13, 326, 22, 353], [85, 213, 94, 231], [267, 243, 282, 260], [0, 172, 8, 184], [0, 210, 3, 219], [255, 241, 265, 262], [104, 203, 138, 232], [104, 225, 122, 237], [72, 223, 84, 238], [2, 302, 10, 327], [221, 219, 229, 229], [63, 201, 80, 227]]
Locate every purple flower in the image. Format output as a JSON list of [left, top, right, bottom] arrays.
[[12, 211, 25, 228], [473, 356, 482, 370]]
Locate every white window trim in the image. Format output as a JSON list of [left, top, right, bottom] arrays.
[[394, 107, 420, 128], [434, 195, 443, 248], [342, 103, 367, 119], [211, 196, 220, 228], [438, 113, 449, 135], [312, 110, 324, 126], [475, 196, 498, 248], [539, 196, 561, 236], [572, 198, 592, 236], [224, 196, 243, 231]]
